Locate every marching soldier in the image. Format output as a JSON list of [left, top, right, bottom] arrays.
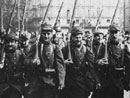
[[83, 30, 92, 47], [92, 31, 104, 58], [62, 27, 100, 98], [24, 23, 65, 98], [91, 24, 127, 98], [123, 30, 130, 91], [0, 33, 25, 98], [53, 26, 66, 49], [20, 31, 32, 56]]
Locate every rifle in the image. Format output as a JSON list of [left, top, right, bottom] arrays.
[[69, 0, 78, 33], [95, 9, 103, 31], [21, 0, 27, 32], [111, 0, 120, 24], [103, 0, 120, 62], [0, 8, 5, 40], [6, 0, 17, 34], [90, 9, 103, 52], [54, 1, 64, 27], [18, 0, 27, 49], [0, 8, 5, 68], [1, 8, 4, 32], [67, 0, 78, 62], [41, 0, 52, 24], [18, 0, 20, 32]]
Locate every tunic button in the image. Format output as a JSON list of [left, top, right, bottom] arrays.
[[86, 62, 88, 65], [48, 75, 51, 78], [14, 67, 16, 69]]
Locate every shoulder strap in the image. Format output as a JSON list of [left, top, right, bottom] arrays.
[[121, 49, 124, 68]]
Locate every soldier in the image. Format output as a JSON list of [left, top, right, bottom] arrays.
[[53, 26, 66, 49], [83, 30, 92, 48], [91, 24, 127, 98], [24, 23, 65, 98], [62, 27, 100, 98], [0, 33, 25, 98], [20, 31, 32, 56], [123, 30, 130, 91], [92, 31, 104, 58]]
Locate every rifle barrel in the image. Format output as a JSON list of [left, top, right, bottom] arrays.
[[95, 9, 103, 30], [67, 0, 78, 63], [54, 1, 64, 27], [7, 0, 17, 34], [18, 0, 20, 31], [69, 0, 78, 33], [111, 0, 120, 24], [41, 0, 52, 24], [21, 0, 27, 31], [1, 8, 3, 31]]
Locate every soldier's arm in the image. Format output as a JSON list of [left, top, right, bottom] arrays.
[[61, 45, 68, 60], [124, 49, 130, 85], [86, 48, 100, 84], [55, 45, 66, 86], [24, 44, 36, 65]]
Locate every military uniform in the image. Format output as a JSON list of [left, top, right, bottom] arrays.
[[24, 23, 65, 98], [62, 27, 100, 98], [20, 31, 32, 57], [123, 30, 130, 91], [0, 33, 25, 98], [91, 24, 127, 98]]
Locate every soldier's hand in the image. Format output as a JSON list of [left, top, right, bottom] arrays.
[[0, 63, 4, 69], [64, 59, 73, 65], [58, 83, 64, 90], [33, 58, 41, 66], [124, 44, 130, 53], [96, 82, 101, 90], [97, 58, 108, 65], [25, 82, 29, 87]]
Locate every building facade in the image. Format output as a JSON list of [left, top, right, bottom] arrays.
[[1, 0, 124, 33], [125, 0, 130, 31]]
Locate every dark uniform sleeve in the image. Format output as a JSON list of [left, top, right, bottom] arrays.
[[124, 49, 130, 90], [55, 45, 66, 85], [86, 48, 100, 83], [61, 45, 68, 60], [23, 44, 36, 83]]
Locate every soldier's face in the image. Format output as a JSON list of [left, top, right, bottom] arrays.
[[94, 34, 103, 43], [41, 31, 53, 43], [85, 32, 90, 38], [6, 40, 17, 52], [53, 36, 59, 44], [72, 34, 83, 46], [21, 40, 29, 48], [109, 30, 120, 45], [56, 32, 62, 39]]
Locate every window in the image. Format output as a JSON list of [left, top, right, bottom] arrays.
[[67, 9, 70, 18], [76, 19, 79, 24], [58, 19, 60, 24], [107, 19, 110, 23], [129, 20, 130, 23], [67, 19, 70, 24]]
